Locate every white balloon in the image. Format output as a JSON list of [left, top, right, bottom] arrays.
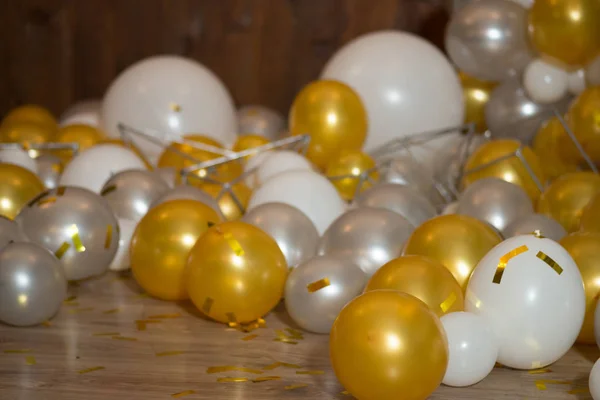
[[442, 201, 459, 215], [466, 234, 585, 369], [60, 144, 147, 193], [256, 150, 313, 186], [243, 151, 272, 189], [237, 105, 285, 140], [110, 219, 136, 272], [101, 56, 237, 163], [321, 31, 464, 163], [248, 169, 346, 235], [441, 311, 499, 387], [60, 99, 102, 127], [0, 148, 37, 174], [591, 358, 600, 400], [523, 59, 569, 104], [567, 69, 587, 95]]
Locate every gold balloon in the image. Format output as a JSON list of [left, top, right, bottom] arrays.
[[289, 80, 367, 170], [529, 0, 600, 67], [203, 182, 252, 221], [0, 121, 56, 146], [403, 214, 503, 291], [54, 124, 105, 163], [564, 86, 600, 164], [0, 163, 45, 219], [460, 72, 497, 133], [186, 221, 288, 324], [537, 171, 600, 233], [559, 232, 600, 344], [326, 151, 378, 201], [533, 117, 578, 181], [365, 255, 464, 317], [462, 139, 546, 201], [232, 134, 270, 156], [580, 193, 600, 232], [130, 199, 221, 300], [1, 104, 57, 132], [330, 290, 448, 400]]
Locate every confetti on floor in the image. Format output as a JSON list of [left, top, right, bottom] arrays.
[[25, 356, 36, 365], [171, 390, 196, 398], [78, 366, 105, 374], [284, 383, 308, 390]]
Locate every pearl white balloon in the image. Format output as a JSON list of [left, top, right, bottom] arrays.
[[523, 59, 569, 104], [110, 218, 136, 272], [101, 56, 237, 163], [243, 151, 272, 189], [466, 234, 585, 369], [567, 69, 587, 95], [441, 312, 498, 387], [60, 144, 147, 193], [248, 169, 346, 235], [591, 358, 600, 400], [0, 148, 37, 174], [237, 105, 285, 140], [321, 31, 464, 159], [442, 201, 459, 215], [256, 150, 313, 187], [60, 99, 101, 127]]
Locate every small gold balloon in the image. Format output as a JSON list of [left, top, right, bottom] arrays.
[[203, 182, 252, 221], [532, 117, 578, 181], [54, 124, 105, 163], [330, 290, 448, 400], [1, 104, 57, 132], [529, 0, 600, 67], [289, 80, 367, 169], [537, 171, 600, 233], [462, 139, 546, 201], [0, 163, 46, 219], [130, 199, 221, 301], [365, 255, 464, 317], [232, 134, 270, 156], [0, 121, 56, 146], [580, 193, 600, 233], [326, 151, 378, 201], [460, 72, 497, 133], [403, 214, 503, 291], [185, 221, 288, 324], [563, 86, 600, 164], [559, 232, 600, 344]]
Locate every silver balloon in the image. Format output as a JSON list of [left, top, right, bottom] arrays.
[[35, 154, 62, 189], [151, 185, 223, 218], [446, 0, 533, 82], [318, 207, 414, 277], [242, 202, 319, 268], [381, 156, 445, 206], [0, 216, 26, 250], [504, 213, 567, 242], [154, 167, 177, 188], [0, 242, 67, 326], [110, 218, 137, 272], [485, 76, 572, 144], [237, 105, 285, 140], [15, 186, 119, 281], [354, 184, 436, 227], [457, 178, 533, 234], [101, 169, 169, 221], [285, 255, 366, 334]]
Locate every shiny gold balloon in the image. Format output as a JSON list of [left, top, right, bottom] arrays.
[[564, 86, 600, 163], [232, 134, 270, 156], [365, 255, 464, 317], [289, 80, 367, 169], [186, 221, 288, 324], [326, 151, 378, 201], [580, 193, 600, 233], [101, 138, 153, 170], [54, 124, 105, 163], [130, 199, 221, 300], [559, 232, 600, 343], [537, 172, 600, 233], [203, 182, 252, 220], [0, 163, 45, 219], [532, 117, 578, 181], [1, 104, 57, 132], [403, 214, 503, 291], [330, 290, 448, 400], [0, 121, 56, 146], [529, 0, 600, 67], [460, 72, 497, 133], [462, 139, 546, 201]]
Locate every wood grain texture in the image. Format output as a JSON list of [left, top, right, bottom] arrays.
[[0, 271, 597, 399], [0, 0, 449, 118]]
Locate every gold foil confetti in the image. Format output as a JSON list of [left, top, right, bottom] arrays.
[[536, 251, 563, 275], [112, 335, 137, 341], [103, 308, 120, 314], [41, 321, 51, 327], [252, 376, 281, 383], [341, 391, 351, 396], [206, 366, 263, 375], [3, 349, 31, 354], [285, 328, 304, 339], [306, 278, 330, 293], [285, 383, 308, 390], [493, 245, 529, 284], [37, 197, 57, 206], [136, 322, 147, 331], [156, 351, 187, 357], [68, 307, 94, 314], [93, 332, 120, 336], [148, 313, 181, 319], [54, 242, 70, 259], [78, 366, 105, 374], [100, 185, 117, 196], [25, 356, 36, 365], [64, 295, 77, 302], [296, 370, 325, 375], [535, 379, 571, 390], [242, 334, 258, 341], [202, 297, 213, 315], [136, 319, 161, 325], [535, 381, 547, 390], [51, 164, 61, 173], [273, 338, 298, 345], [171, 390, 195, 398], [529, 368, 552, 375], [70, 225, 86, 252], [57, 186, 66, 196], [226, 313, 237, 324], [263, 362, 302, 371], [568, 388, 590, 394], [440, 291, 457, 313], [170, 103, 182, 112], [104, 225, 113, 249], [223, 231, 244, 256], [531, 230, 546, 238], [217, 377, 249, 383]]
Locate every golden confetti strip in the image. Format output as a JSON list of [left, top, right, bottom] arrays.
[[202, 297, 214, 315], [57, 186, 66, 196], [3, 349, 31, 354], [78, 366, 105, 374], [285, 383, 308, 390], [296, 370, 324, 375], [156, 351, 187, 357], [104, 225, 113, 249], [41, 321, 51, 327], [51, 164, 61, 173], [568, 388, 590, 395], [536, 251, 563, 275], [535, 379, 571, 390], [531, 230, 546, 238], [217, 377, 249, 383], [440, 291, 457, 313], [242, 334, 258, 341], [136, 322, 147, 331], [306, 278, 330, 293], [223, 231, 244, 256], [54, 242, 70, 259], [37, 197, 57, 206], [529, 368, 552, 375], [103, 308, 120, 314], [148, 313, 181, 319], [25, 356, 36, 365], [273, 338, 298, 345], [171, 390, 195, 398], [206, 366, 263, 375], [252, 376, 281, 383], [64, 295, 77, 302], [275, 329, 288, 339], [493, 245, 529, 284], [93, 332, 120, 336], [68, 307, 94, 314], [341, 391, 351, 396], [100, 185, 117, 196], [112, 335, 137, 341], [263, 362, 302, 371], [170, 103, 182, 112], [535, 381, 547, 390], [70, 225, 86, 252]]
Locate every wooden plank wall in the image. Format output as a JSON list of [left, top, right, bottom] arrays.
[[0, 0, 449, 118]]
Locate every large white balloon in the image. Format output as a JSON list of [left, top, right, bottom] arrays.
[[321, 31, 464, 161], [101, 56, 237, 163], [466, 234, 585, 370], [523, 59, 569, 104], [441, 311, 499, 387], [60, 99, 102, 127], [0, 148, 37, 174], [243, 151, 272, 189], [60, 144, 147, 193], [248, 169, 346, 235], [591, 358, 600, 400], [255, 150, 313, 187]]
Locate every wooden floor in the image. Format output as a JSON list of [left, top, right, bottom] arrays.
[[0, 272, 597, 400]]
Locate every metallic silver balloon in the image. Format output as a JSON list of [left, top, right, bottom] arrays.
[[0, 216, 26, 251], [15, 186, 119, 281], [485, 76, 572, 144], [150, 185, 223, 218], [446, 0, 533, 82], [237, 105, 285, 140], [110, 218, 137, 272], [457, 178, 533, 234], [381, 156, 445, 206], [354, 183, 436, 227], [504, 213, 567, 242], [0, 242, 67, 326], [285, 255, 366, 334], [101, 169, 169, 221], [35, 154, 62, 189], [154, 167, 177, 188], [242, 202, 319, 268], [318, 207, 414, 277]]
